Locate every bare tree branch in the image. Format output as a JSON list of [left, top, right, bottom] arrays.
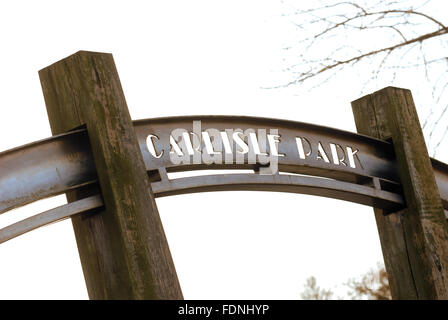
[[284, 28, 446, 87], [277, 0, 448, 156]]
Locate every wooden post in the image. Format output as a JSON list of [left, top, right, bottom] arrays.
[[352, 87, 448, 299], [39, 51, 183, 299]]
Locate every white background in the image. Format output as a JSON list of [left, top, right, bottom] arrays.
[[0, 0, 446, 299]]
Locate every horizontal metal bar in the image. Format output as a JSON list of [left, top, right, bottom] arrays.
[[0, 195, 103, 244], [0, 129, 96, 214], [0, 115, 446, 218], [152, 173, 405, 210]]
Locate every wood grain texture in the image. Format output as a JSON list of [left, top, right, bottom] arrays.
[[352, 87, 448, 299], [39, 51, 183, 299]]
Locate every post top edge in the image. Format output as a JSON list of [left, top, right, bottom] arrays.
[[351, 86, 412, 105], [38, 50, 113, 73]]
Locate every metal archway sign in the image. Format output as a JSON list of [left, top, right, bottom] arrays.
[[1, 115, 447, 240], [1, 51, 448, 300]]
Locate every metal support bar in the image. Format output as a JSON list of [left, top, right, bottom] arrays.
[[0, 172, 406, 244], [0, 195, 103, 244]]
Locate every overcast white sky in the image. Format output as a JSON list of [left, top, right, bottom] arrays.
[[0, 0, 446, 299]]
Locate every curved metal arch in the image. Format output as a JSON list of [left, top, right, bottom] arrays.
[[0, 195, 103, 244], [134, 115, 402, 184], [0, 172, 407, 244], [0, 115, 447, 243], [152, 173, 405, 209]]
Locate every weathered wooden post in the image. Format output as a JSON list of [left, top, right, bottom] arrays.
[[352, 87, 448, 299], [39, 51, 183, 299]]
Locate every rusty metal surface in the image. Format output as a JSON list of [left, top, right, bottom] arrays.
[[0, 115, 446, 244]]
